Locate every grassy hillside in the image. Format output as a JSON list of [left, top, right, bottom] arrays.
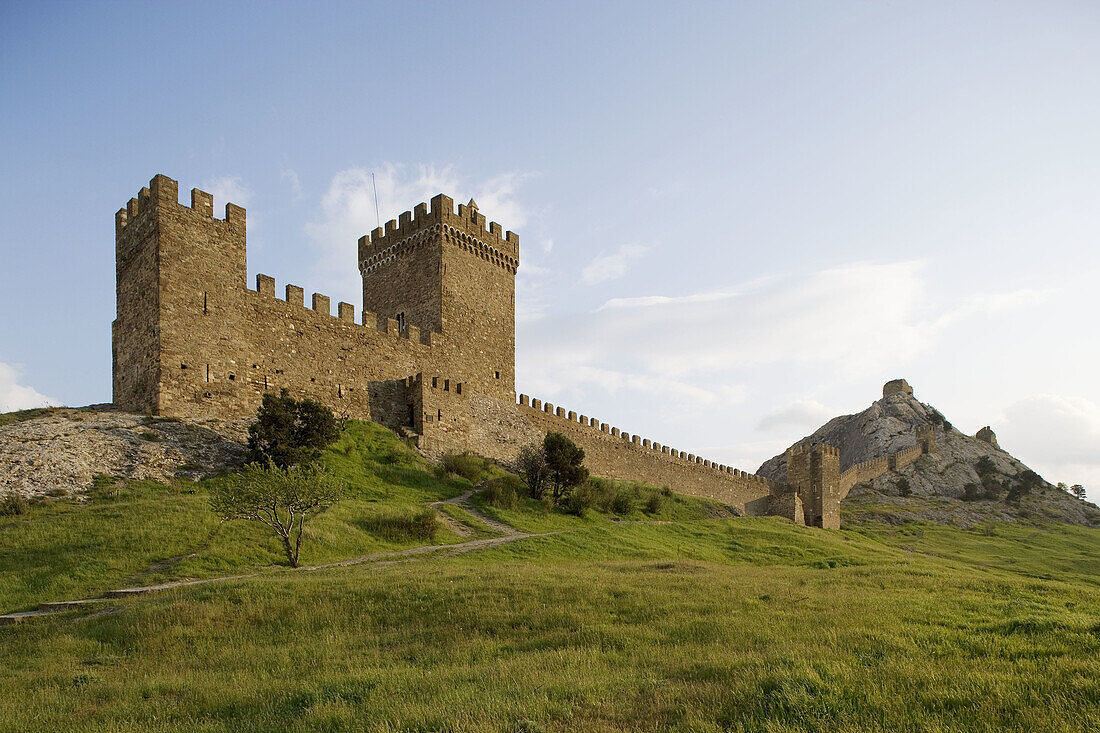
[[2, 421, 1098, 732]]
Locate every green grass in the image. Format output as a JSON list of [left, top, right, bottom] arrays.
[[1, 519, 1097, 732], [2, 420, 1098, 731], [0, 421, 474, 611], [433, 502, 498, 539]]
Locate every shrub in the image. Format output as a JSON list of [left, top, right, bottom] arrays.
[[563, 491, 590, 517], [963, 483, 982, 502], [246, 388, 338, 468], [982, 481, 1005, 501], [0, 493, 29, 517], [1071, 484, 1086, 500], [481, 476, 522, 510], [579, 478, 615, 513], [442, 453, 491, 484], [611, 492, 633, 515], [1017, 469, 1043, 492], [897, 477, 912, 497], [362, 510, 442, 542], [975, 456, 996, 480], [644, 493, 664, 514]]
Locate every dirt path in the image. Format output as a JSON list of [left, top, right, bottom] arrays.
[[431, 487, 519, 536], [1, 513, 557, 626]]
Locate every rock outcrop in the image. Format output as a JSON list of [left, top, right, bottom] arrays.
[[757, 382, 1099, 527], [0, 407, 248, 500]]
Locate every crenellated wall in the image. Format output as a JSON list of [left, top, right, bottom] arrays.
[[516, 394, 788, 515], [113, 175, 499, 430], [114, 174, 840, 527], [837, 425, 937, 497]]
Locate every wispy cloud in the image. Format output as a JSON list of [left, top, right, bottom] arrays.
[[581, 243, 652, 285], [305, 164, 533, 302], [0, 362, 58, 412], [280, 169, 303, 200], [756, 399, 837, 433], [998, 394, 1100, 492], [202, 176, 253, 210], [517, 258, 1054, 470]]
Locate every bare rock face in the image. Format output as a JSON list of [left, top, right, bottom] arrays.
[[757, 386, 1100, 527], [0, 407, 248, 500]]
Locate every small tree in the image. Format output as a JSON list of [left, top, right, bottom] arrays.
[[975, 456, 996, 480], [1071, 484, 1086, 500], [544, 432, 589, 502], [211, 463, 342, 567], [247, 389, 339, 469], [517, 443, 551, 500], [896, 477, 912, 497]]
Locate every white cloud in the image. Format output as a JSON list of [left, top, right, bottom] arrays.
[[202, 176, 253, 210], [305, 164, 532, 302], [0, 362, 59, 413], [581, 243, 652, 285], [998, 394, 1100, 490], [756, 399, 836, 433], [517, 258, 1055, 472], [281, 169, 303, 200], [526, 260, 931, 383]]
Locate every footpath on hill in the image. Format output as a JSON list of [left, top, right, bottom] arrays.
[[1, 486, 556, 626]]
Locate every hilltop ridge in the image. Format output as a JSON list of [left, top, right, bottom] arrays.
[[757, 380, 1100, 527]]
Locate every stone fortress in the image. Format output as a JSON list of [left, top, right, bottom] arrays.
[[113, 175, 937, 529]]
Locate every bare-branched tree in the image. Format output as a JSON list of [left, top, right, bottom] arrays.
[[210, 463, 342, 567]]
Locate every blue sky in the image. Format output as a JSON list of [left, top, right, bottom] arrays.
[[2, 1, 1099, 488]]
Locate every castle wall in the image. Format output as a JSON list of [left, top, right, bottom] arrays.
[[517, 395, 783, 514], [837, 427, 938, 498], [359, 195, 519, 401], [113, 174, 826, 526], [113, 189, 162, 413], [786, 444, 840, 529]]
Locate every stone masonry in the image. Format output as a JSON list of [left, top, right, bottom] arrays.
[[112, 174, 937, 528]]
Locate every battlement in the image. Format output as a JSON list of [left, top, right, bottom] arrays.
[[407, 372, 466, 397], [837, 425, 939, 497], [517, 393, 779, 488], [250, 273, 434, 346], [357, 193, 519, 276], [787, 443, 840, 458], [113, 171, 817, 527], [115, 174, 245, 235]]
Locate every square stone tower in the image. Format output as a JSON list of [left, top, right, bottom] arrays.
[[113, 175, 246, 414], [785, 443, 841, 529], [358, 195, 519, 399]]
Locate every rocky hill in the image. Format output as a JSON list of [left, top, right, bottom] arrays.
[[757, 380, 1100, 528], [0, 406, 247, 500]]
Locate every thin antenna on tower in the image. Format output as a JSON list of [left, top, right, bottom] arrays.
[[371, 172, 380, 229]]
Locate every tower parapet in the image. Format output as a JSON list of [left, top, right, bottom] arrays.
[[358, 194, 518, 275]]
